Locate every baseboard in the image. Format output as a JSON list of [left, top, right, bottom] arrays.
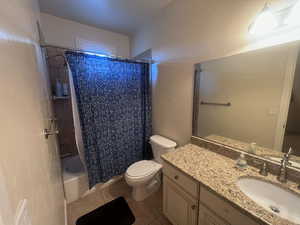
[[82, 174, 124, 198], [82, 186, 96, 198], [100, 175, 124, 189]]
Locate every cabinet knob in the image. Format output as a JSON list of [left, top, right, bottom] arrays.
[[174, 175, 179, 180], [191, 205, 197, 210]]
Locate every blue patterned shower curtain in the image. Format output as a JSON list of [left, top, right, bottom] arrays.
[[65, 52, 152, 188]]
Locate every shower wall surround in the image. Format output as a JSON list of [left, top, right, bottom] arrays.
[[45, 47, 78, 157]]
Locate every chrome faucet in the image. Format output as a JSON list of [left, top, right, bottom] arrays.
[[277, 147, 292, 183]]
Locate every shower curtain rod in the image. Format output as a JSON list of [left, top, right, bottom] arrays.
[[40, 44, 153, 64]]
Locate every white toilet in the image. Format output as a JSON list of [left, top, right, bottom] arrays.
[[125, 135, 177, 201]]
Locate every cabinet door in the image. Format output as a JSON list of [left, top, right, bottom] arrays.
[[163, 176, 198, 225], [198, 204, 229, 225]]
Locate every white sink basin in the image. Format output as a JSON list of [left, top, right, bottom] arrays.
[[237, 177, 300, 224], [268, 156, 300, 168]]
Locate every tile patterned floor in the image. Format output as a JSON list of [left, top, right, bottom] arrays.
[[67, 179, 172, 225]]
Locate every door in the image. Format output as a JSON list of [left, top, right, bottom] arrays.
[[274, 45, 299, 151], [281, 50, 300, 155], [0, 38, 65, 225], [163, 176, 198, 225]]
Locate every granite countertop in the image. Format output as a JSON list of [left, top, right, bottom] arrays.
[[161, 144, 300, 225]]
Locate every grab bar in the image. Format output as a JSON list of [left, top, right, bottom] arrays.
[[200, 101, 231, 106]]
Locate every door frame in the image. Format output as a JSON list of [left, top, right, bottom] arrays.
[[274, 45, 299, 151]]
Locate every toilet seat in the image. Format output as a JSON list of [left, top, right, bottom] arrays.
[[126, 160, 162, 179]]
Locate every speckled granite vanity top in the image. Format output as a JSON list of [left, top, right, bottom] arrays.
[[161, 144, 300, 225]]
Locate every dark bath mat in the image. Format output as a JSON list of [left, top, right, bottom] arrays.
[[76, 197, 135, 225]]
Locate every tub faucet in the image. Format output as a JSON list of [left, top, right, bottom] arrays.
[[277, 147, 292, 183]]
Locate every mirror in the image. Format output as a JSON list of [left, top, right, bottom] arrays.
[[193, 43, 300, 169]]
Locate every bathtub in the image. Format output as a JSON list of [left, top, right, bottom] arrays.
[[62, 155, 89, 203], [62, 155, 124, 203]]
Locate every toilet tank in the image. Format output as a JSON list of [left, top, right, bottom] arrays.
[[150, 135, 177, 164]]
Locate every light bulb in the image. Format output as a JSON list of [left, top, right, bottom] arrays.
[[285, 0, 300, 26], [249, 5, 278, 35]]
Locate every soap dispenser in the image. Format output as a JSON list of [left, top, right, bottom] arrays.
[[236, 153, 247, 170], [248, 142, 257, 154]]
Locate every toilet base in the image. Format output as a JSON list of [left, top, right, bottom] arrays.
[[132, 175, 161, 201]]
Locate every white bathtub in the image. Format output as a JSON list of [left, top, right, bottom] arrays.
[[62, 155, 124, 203], [62, 155, 89, 203]]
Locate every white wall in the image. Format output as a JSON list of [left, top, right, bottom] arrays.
[[131, 0, 300, 146], [40, 13, 130, 57], [152, 63, 194, 146], [132, 0, 266, 62], [0, 1, 65, 225]]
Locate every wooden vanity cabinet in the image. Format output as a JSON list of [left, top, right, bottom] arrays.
[[162, 162, 261, 225], [163, 163, 200, 225], [163, 176, 198, 225], [199, 187, 260, 225], [198, 204, 229, 225]]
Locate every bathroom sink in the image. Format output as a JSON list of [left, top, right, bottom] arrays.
[[237, 177, 300, 224], [268, 156, 300, 168]]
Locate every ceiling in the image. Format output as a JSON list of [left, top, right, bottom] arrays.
[[38, 0, 173, 36]]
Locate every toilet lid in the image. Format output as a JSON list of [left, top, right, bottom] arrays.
[[150, 135, 177, 148], [126, 160, 161, 178]]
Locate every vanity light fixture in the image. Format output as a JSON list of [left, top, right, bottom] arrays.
[[285, 0, 300, 26], [249, 3, 278, 35]]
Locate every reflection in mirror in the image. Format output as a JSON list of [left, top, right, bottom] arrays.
[[283, 61, 300, 156], [193, 44, 300, 168]]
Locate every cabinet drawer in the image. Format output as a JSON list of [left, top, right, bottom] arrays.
[[163, 162, 199, 198], [200, 187, 260, 225]]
